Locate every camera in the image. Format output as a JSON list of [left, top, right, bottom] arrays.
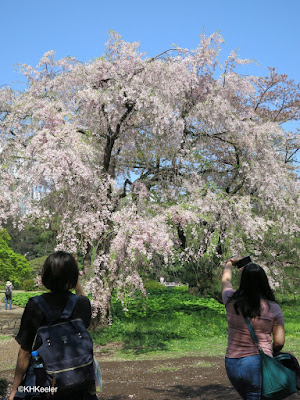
[[236, 256, 252, 269]]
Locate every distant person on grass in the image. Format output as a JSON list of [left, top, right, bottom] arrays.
[[9, 251, 97, 400], [5, 280, 14, 310], [222, 258, 285, 400]]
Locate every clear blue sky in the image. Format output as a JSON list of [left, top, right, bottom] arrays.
[[1, 0, 300, 87]]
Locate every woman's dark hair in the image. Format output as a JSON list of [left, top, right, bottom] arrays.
[[229, 263, 276, 318], [42, 251, 79, 293]]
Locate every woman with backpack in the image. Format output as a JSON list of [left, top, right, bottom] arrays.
[[9, 251, 97, 400], [5, 280, 14, 310], [222, 258, 285, 400]]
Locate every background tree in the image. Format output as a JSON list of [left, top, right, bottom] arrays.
[[5, 218, 56, 260], [0, 229, 31, 287], [0, 32, 299, 323]]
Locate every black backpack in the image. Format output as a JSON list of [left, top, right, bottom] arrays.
[[31, 293, 95, 395], [275, 352, 300, 390], [5, 285, 12, 298]]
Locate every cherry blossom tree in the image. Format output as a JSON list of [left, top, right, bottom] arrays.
[[0, 32, 299, 323]]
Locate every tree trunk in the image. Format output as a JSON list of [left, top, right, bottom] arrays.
[[89, 291, 112, 329], [83, 242, 92, 276]]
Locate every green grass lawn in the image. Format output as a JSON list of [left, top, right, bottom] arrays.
[[90, 287, 300, 360], [276, 296, 300, 356], [11, 287, 300, 361]]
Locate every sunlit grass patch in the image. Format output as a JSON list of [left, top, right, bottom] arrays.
[[91, 286, 228, 360], [190, 360, 217, 368], [0, 363, 15, 371], [0, 335, 11, 342], [149, 364, 181, 373]]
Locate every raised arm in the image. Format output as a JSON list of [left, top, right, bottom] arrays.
[[222, 260, 234, 293], [222, 257, 244, 294]]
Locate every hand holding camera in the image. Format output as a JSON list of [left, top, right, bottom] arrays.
[[228, 256, 252, 269]]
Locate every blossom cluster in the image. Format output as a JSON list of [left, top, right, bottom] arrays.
[[0, 32, 299, 320]]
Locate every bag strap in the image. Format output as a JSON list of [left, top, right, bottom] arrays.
[[244, 316, 261, 349], [60, 293, 79, 319], [32, 293, 79, 323], [32, 295, 55, 322]]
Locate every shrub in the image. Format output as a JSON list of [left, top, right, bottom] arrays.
[[23, 279, 37, 291], [143, 279, 165, 291], [0, 229, 32, 286], [13, 292, 44, 307], [29, 255, 48, 275]]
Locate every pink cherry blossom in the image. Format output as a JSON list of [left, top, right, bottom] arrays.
[[0, 32, 299, 323]]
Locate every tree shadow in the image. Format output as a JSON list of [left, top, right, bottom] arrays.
[[96, 396, 128, 400], [121, 328, 185, 355], [145, 383, 241, 399]]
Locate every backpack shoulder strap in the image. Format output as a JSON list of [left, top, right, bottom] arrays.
[[32, 293, 79, 322], [32, 295, 55, 323], [60, 293, 79, 319]]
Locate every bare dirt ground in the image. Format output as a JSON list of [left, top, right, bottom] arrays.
[[1, 339, 300, 400], [0, 303, 299, 400]]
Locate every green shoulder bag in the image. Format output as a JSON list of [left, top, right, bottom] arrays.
[[244, 317, 297, 400]]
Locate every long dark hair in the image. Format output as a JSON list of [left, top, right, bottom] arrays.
[[229, 263, 276, 318]]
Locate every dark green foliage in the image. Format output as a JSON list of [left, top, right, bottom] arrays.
[[23, 279, 37, 291], [29, 255, 48, 276], [274, 236, 300, 295], [143, 279, 166, 291], [5, 219, 56, 260], [166, 232, 231, 300], [0, 378, 8, 398], [175, 257, 220, 297], [242, 227, 300, 294], [0, 229, 32, 287]]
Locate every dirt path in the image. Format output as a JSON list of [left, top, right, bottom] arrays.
[[96, 355, 240, 400], [94, 354, 300, 400], [0, 339, 244, 400], [0, 302, 299, 400], [0, 293, 24, 337], [1, 339, 300, 400], [0, 308, 23, 338]]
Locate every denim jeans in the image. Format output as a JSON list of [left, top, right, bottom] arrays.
[[225, 355, 262, 400], [5, 297, 12, 310]]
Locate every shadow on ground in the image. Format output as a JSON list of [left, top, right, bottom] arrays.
[[144, 383, 239, 399]]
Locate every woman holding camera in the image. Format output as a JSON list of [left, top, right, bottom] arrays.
[[222, 258, 285, 400]]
